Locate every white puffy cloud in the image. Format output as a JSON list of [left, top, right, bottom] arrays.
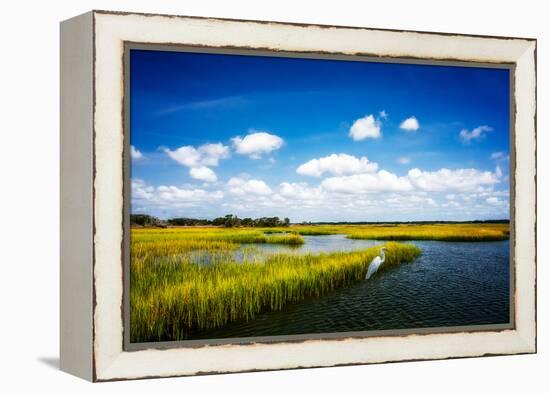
[[296, 153, 378, 177], [231, 131, 283, 159], [408, 168, 498, 192], [131, 145, 144, 160], [132, 179, 154, 200], [156, 185, 224, 203], [349, 114, 381, 140], [399, 117, 420, 132], [279, 182, 324, 201], [459, 125, 492, 143], [164, 142, 230, 183], [322, 170, 413, 194], [189, 166, 217, 182], [132, 167, 508, 221], [397, 156, 411, 165], [274, 182, 441, 216], [227, 177, 272, 196], [197, 143, 231, 166], [132, 136, 510, 222], [379, 110, 388, 119], [165, 146, 200, 167], [164, 143, 230, 167], [321, 167, 499, 194], [131, 178, 224, 210]]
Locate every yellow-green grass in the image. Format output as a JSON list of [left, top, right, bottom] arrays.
[[293, 228, 337, 236], [132, 222, 509, 243], [266, 233, 305, 245], [130, 230, 304, 266], [132, 227, 304, 245], [129, 223, 507, 342], [286, 223, 509, 241], [130, 241, 420, 342], [342, 223, 509, 241]]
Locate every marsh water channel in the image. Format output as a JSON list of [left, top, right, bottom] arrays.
[[186, 234, 510, 340]]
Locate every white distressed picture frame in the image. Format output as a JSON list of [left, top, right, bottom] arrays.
[[60, 10, 536, 382]]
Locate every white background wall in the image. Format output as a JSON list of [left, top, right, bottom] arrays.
[[0, 0, 546, 391]]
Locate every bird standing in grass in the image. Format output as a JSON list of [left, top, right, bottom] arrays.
[[366, 247, 386, 280]]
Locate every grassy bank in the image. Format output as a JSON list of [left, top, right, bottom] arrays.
[[133, 227, 304, 246], [129, 222, 506, 342], [130, 242, 420, 342], [283, 223, 509, 241], [342, 223, 509, 241], [132, 222, 509, 244]]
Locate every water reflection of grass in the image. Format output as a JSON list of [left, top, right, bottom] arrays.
[[130, 240, 420, 342]]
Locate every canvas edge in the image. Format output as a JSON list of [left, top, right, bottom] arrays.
[[512, 40, 537, 354], [59, 11, 95, 381], [88, 11, 537, 381]]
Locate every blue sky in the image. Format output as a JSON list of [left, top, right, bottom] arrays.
[[130, 49, 510, 222]]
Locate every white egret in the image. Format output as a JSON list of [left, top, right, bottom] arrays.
[[365, 247, 387, 280]]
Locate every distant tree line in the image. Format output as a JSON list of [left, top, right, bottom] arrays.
[[130, 214, 291, 228], [130, 214, 167, 228], [130, 214, 508, 228], [311, 219, 510, 225], [208, 215, 290, 228]]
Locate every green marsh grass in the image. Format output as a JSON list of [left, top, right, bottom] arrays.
[[130, 222, 508, 342], [130, 240, 420, 342], [265, 233, 305, 245], [133, 227, 304, 246], [293, 228, 337, 236], [342, 223, 509, 241], [288, 223, 509, 241]]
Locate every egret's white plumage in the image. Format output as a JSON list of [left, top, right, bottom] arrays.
[[365, 247, 386, 280]]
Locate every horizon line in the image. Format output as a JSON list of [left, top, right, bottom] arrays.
[[130, 213, 509, 225]]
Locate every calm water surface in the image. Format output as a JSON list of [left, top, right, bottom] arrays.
[[189, 236, 510, 340], [236, 234, 384, 260]]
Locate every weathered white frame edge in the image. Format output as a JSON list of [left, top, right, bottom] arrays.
[[60, 10, 536, 382], [60, 11, 94, 381]]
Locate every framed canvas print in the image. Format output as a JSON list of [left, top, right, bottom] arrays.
[[60, 10, 537, 381]]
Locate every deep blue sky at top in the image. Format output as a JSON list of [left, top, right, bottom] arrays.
[[129, 48, 510, 220]]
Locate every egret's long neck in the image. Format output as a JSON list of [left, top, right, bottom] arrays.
[[380, 250, 385, 262]]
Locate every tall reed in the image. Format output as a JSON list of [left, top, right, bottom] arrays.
[[133, 227, 304, 245], [130, 242, 420, 342], [344, 223, 509, 241]]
